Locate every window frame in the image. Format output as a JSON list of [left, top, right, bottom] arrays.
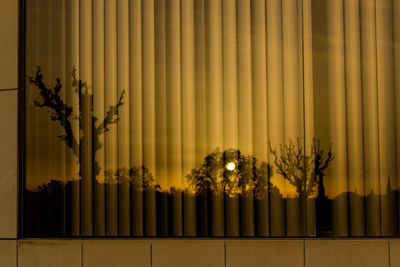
[[18, 0, 26, 239]]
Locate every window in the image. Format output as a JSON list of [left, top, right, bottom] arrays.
[[23, 0, 400, 237]]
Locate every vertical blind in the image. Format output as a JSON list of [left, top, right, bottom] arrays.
[[24, 0, 400, 237]]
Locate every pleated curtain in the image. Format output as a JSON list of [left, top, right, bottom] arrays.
[[24, 0, 400, 238], [313, 0, 400, 236]]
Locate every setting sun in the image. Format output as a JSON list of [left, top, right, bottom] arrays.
[[226, 162, 236, 171]]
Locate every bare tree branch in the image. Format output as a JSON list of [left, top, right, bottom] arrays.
[[28, 66, 79, 157], [95, 90, 125, 136]]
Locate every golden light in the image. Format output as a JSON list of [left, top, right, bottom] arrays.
[[226, 162, 236, 171]]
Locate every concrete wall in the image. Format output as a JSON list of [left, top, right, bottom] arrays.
[[4, 239, 400, 267], [0, 0, 400, 266], [0, 0, 18, 239]]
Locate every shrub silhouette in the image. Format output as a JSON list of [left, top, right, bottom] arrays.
[[37, 179, 65, 193], [104, 165, 159, 191]]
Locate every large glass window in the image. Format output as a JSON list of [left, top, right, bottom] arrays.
[[24, 0, 400, 237]]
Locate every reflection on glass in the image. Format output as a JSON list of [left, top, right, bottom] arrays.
[[24, 0, 400, 237], [312, 0, 400, 237]]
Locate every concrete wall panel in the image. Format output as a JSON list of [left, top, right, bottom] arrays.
[[0, 240, 16, 267], [390, 240, 400, 267], [152, 240, 225, 267], [306, 240, 389, 267], [226, 240, 304, 267], [18, 240, 81, 267], [0, 90, 17, 238], [83, 240, 150, 267], [0, 0, 18, 89]]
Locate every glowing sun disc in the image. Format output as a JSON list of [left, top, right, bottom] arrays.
[[226, 162, 236, 171]]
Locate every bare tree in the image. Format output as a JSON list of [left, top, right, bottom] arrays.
[[269, 138, 334, 199], [312, 138, 334, 200], [28, 66, 124, 181]]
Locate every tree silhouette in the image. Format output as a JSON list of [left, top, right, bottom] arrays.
[[186, 148, 272, 198], [186, 149, 222, 194], [270, 139, 306, 197], [254, 161, 272, 199], [312, 138, 334, 200], [269, 138, 334, 199], [28, 66, 125, 181]]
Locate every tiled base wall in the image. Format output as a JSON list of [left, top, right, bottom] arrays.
[[0, 239, 398, 267]]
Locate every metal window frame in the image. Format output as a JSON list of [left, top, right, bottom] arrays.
[[18, 0, 26, 239]]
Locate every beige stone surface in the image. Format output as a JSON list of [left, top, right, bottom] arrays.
[[306, 240, 389, 267], [390, 240, 400, 267], [0, 0, 18, 89], [226, 240, 304, 267], [83, 240, 150, 267], [152, 240, 225, 267], [18, 240, 82, 267], [0, 90, 17, 238], [0, 240, 16, 267]]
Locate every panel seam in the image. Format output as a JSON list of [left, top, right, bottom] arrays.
[[304, 239, 306, 267], [224, 240, 227, 267], [81, 240, 83, 267]]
